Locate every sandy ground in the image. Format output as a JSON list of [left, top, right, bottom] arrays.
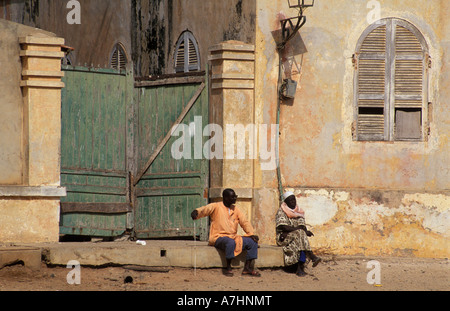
[[0, 256, 448, 292]]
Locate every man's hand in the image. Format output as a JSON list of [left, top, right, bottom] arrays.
[[250, 235, 259, 243], [191, 210, 199, 220]]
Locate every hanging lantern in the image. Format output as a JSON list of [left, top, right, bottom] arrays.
[[288, 0, 315, 9]]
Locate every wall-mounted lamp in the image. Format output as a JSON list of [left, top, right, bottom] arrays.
[[279, 0, 315, 49], [288, 0, 315, 9]]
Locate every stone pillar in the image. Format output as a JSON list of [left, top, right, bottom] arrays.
[[20, 36, 65, 186], [208, 41, 255, 225], [0, 35, 67, 243]]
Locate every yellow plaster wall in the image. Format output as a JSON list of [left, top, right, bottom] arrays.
[[0, 199, 60, 243], [25, 87, 62, 187], [251, 0, 449, 257], [0, 19, 65, 243]]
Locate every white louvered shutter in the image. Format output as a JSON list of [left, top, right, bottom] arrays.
[[111, 43, 128, 71], [355, 19, 428, 141], [356, 24, 387, 141], [175, 31, 200, 73], [393, 22, 426, 140], [175, 40, 185, 72], [187, 37, 199, 71]]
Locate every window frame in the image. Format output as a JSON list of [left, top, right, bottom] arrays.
[[109, 42, 128, 71], [174, 31, 201, 73], [353, 18, 429, 142]]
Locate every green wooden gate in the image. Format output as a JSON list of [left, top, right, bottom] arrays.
[[59, 66, 133, 237], [60, 67, 209, 240], [133, 74, 209, 240]]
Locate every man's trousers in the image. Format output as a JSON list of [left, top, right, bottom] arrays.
[[214, 236, 258, 260]]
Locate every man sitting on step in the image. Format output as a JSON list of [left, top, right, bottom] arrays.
[[191, 188, 261, 277]]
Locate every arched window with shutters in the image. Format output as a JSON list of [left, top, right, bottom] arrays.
[[354, 18, 429, 141], [174, 31, 200, 73], [109, 42, 128, 71]]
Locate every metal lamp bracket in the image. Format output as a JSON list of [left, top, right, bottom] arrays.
[[281, 16, 307, 45], [279, 0, 314, 49]]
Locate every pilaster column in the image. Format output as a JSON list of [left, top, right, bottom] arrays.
[[19, 35, 65, 186], [208, 41, 255, 222]]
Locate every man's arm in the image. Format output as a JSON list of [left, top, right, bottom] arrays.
[[191, 203, 216, 220]]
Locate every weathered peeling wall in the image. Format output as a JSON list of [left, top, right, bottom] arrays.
[[1, 0, 256, 75], [0, 0, 132, 68], [274, 189, 449, 258], [131, 0, 166, 76], [132, 0, 256, 76], [253, 0, 449, 257]]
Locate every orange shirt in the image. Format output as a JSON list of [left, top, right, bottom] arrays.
[[196, 202, 255, 256]]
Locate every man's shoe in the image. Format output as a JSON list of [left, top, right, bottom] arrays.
[[223, 269, 234, 277], [242, 270, 261, 277]]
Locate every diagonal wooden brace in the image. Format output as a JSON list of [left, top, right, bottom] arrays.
[[133, 82, 205, 186]]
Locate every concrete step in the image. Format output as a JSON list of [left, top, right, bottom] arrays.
[[0, 246, 41, 271], [31, 241, 285, 269]]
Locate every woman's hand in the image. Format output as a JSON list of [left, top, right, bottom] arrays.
[[279, 231, 288, 242]]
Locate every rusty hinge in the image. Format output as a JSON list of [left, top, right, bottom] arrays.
[[351, 121, 357, 140], [352, 54, 358, 70], [426, 54, 432, 69]]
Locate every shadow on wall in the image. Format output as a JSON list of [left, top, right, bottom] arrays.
[[271, 28, 308, 106]]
